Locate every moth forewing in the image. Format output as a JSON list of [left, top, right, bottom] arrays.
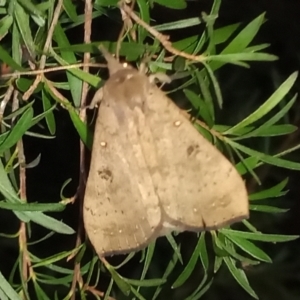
[[83, 46, 249, 257]]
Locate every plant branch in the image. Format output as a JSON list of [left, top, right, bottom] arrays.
[[119, 0, 206, 61], [23, 0, 64, 101], [70, 0, 93, 299]]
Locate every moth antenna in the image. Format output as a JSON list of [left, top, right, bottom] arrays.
[[98, 45, 125, 76]]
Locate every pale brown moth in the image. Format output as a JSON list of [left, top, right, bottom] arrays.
[[83, 46, 249, 257]]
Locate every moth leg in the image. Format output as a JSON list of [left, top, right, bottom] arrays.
[[138, 57, 171, 85], [138, 62, 148, 74], [88, 87, 103, 109], [149, 72, 172, 85]]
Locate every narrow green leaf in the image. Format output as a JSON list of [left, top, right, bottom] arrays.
[[186, 278, 214, 300], [250, 205, 289, 213], [172, 36, 201, 54], [166, 234, 183, 264], [203, 6, 219, 55], [33, 281, 51, 300], [214, 256, 223, 273], [43, 80, 93, 149], [0, 288, 8, 300], [203, 62, 223, 108], [106, 265, 131, 296], [26, 211, 75, 235], [224, 234, 272, 262], [126, 278, 166, 287], [224, 257, 258, 299], [212, 231, 229, 257], [28, 232, 55, 246], [231, 146, 261, 184], [17, 0, 44, 18], [172, 25, 240, 54], [154, 0, 187, 10], [69, 109, 93, 150], [84, 256, 99, 285], [207, 52, 277, 63], [183, 89, 214, 127], [33, 247, 81, 268], [31, 254, 75, 274], [114, 252, 135, 269], [36, 274, 73, 285], [225, 72, 298, 134], [195, 68, 215, 122], [54, 23, 83, 107], [0, 271, 21, 300], [220, 229, 299, 242], [154, 17, 201, 31], [223, 13, 265, 54], [248, 124, 297, 137], [213, 23, 240, 44], [216, 234, 260, 266], [0, 159, 29, 222], [172, 236, 202, 288], [3, 101, 34, 121], [199, 232, 208, 271], [62, 0, 78, 22], [152, 245, 181, 299], [209, 0, 221, 21], [14, 2, 35, 58], [31, 14, 45, 27], [137, 0, 150, 42], [244, 43, 271, 52], [96, 0, 119, 6], [0, 201, 65, 212], [0, 107, 33, 153], [228, 139, 300, 170], [130, 287, 146, 300], [255, 93, 297, 128], [0, 45, 25, 72], [42, 89, 56, 135], [173, 56, 186, 71], [140, 242, 155, 280], [233, 94, 297, 140], [104, 278, 114, 300], [249, 178, 289, 200], [235, 156, 259, 175], [184, 233, 210, 300], [51, 49, 100, 88], [16, 77, 42, 93], [0, 15, 13, 38], [242, 220, 259, 233], [31, 104, 57, 129]]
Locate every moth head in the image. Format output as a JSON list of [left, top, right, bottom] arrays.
[[98, 45, 134, 77]]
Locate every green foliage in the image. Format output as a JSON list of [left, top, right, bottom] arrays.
[[0, 0, 299, 299]]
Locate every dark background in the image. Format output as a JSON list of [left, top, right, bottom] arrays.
[[1, 0, 300, 299]]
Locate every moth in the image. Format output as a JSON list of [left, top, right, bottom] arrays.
[[83, 46, 249, 257]]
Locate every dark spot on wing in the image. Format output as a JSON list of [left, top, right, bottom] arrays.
[[98, 168, 113, 182], [187, 144, 199, 156]]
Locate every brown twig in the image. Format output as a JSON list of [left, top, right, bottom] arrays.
[[23, 0, 64, 101], [13, 90, 32, 298], [85, 285, 116, 300], [119, 1, 206, 62], [0, 62, 104, 79], [70, 0, 93, 299], [0, 85, 14, 123], [116, 0, 136, 58], [181, 110, 224, 140], [43, 78, 70, 107]]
